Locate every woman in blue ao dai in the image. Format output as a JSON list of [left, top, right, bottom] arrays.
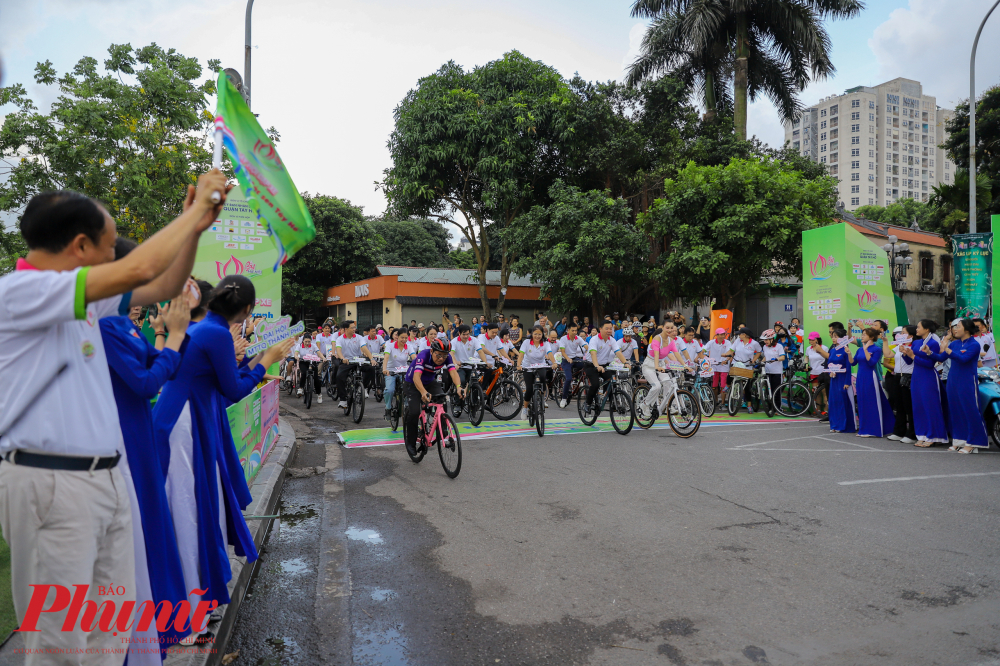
[[929, 319, 989, 453], [853, 327, 894, 437], [826, 327, 857, 433], [152, 275, 293, 641], [900, 319, 948, 447]]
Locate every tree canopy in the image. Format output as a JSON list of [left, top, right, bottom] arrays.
[[641, 157, 837, 315], [370, 217, 453, 268], [0, 43, 219, 240], [942, 84, 1000, 231]]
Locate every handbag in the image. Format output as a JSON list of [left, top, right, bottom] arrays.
[[899, 373, 912, 389]]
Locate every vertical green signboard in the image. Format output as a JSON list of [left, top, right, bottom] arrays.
[[802, 223, 897, 344], [192, 188, 282, 321], [952, 232, 992, 321]]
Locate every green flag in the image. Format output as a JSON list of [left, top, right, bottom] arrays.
[[215, 72, 315, 269]]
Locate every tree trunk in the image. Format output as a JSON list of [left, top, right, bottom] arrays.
[[497, 238, 511, 315], [734, 15, 750, 141], [704, 70, 718, 123]]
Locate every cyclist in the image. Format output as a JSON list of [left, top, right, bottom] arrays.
[[363, 324, 384, 357], [406, 325, 421, 359], [448, 324, 480, 392], [557, 322, 589, 409], [806, 332, 830, 416], [636, 323, 685, 420], [677, 325, 704, 368], [477, 322, 503, 386], [723, 327, 763, 411], [335, 320, 375, 408], [315, 324, 335, 385], [517, 325, 559, 420], [403, 338, 465, 459], [582, 321, 631, 417], [619, 326, 640, 364], [499, 328, 517, 364], [383, 328, 411, 419], [760, 329, 786, 396], [703, 328, 733, 402], [415, 325, 439, 353]]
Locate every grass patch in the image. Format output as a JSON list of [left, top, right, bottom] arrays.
[[0, 536, 15, 638]]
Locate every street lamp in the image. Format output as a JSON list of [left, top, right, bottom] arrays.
[[881, 234, 914, 293], [968, 0, 1000, 233]]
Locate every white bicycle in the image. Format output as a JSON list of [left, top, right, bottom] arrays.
[[632, 367, 701, 437]]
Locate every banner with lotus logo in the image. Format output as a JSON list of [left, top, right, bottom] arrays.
[[802, 223, 897, 355], [951, 233, 992, 321]]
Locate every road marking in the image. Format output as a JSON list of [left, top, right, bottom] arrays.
[[728, 448, 951, 453], [814, 435, 879, 451], [732, 435, 823, 449], [838, 471, 1000, 486]]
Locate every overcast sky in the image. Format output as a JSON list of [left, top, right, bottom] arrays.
[[1, 0, 998, 220]]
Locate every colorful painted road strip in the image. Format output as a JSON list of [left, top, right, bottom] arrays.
[[337, 414, 817, 448]]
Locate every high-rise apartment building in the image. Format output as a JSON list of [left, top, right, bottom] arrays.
[[783, 78, 956, 211]]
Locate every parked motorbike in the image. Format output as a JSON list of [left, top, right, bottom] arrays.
[[976, 366, 1000, 447]]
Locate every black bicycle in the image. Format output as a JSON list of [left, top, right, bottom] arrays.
[[384, 365, 408, 432], [341, 357, 371, 423], [300, 359, 320, 409], [577, 363, 633, 435], [523, 363, 553, 437], [372, 357, 385, 402], [448, 360, 487, 426]]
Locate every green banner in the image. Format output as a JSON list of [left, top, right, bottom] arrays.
[[216, 72, 315, 269], [952, 233, 993, 321], [193, 188, 282, 321], [802, 223, 897, 343], [228, 379, 281, 483]]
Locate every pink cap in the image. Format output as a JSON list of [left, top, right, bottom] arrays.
[[715, 327, 727, 335], [808, 331, 821, 340]]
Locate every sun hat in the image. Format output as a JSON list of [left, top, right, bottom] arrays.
[[808, 331, 821, 340], [715, 327, 727, 335]]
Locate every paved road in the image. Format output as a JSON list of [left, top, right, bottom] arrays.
[[227, 390, 1000, 666]]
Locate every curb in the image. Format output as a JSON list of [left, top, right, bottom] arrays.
[[164, 417, 298, 666]]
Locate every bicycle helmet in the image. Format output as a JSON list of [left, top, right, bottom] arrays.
[[621, 326, 633, 336], [760, 329, 776, 340], [430, 338, 451, 353]]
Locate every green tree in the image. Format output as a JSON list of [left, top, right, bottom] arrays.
[[854, 198, 933, 227], [449, 248, 478, 269], [0, 227, 27, 275], [282, 194, 383, 318], [928, 170, 993, 236], [629, 0, 862, 140], [0, 43, 220, 240], [505, 181, 649, 319], [941, 85, 1000, 229], [370, 217, 452, 268], [382, 51, 576, 318], [641, 157, 837, 319]]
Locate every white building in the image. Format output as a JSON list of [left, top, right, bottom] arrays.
[[784, 78, 956, 211]]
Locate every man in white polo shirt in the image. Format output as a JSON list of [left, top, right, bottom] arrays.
[[0, 172, 227, 665]]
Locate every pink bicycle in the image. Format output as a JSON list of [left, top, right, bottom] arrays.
[[407, 394, 462, 478]]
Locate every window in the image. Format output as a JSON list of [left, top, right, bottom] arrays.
[[942, 255, 952, 283], [830, 129, 839, 139], [869, 150, 874, 157], [851, 137, 860, 145], [851, 124, 860, 132], [869, 198, 874, 204], [945, 162, 950, 170], [851, 111, 861, 120], [869, 101, 875, 109], [851, 173, 860, 181], [851, 160, 860, 169], [852, 99, 860, 108], [821, 109, 827, 117], [851, 185, 860, 193], [886, 177, 892, 184], [929, 159, 935, 167], [830, 105, 838, 115], [830, 153, 838, 163], [830, 165, 838, 175], [869, 186, 874, 194], [821, 120, 827, 129], [945, 172, 950, 181], [851, 197, 860, 205], [869, 162, 875, 170], [920, 256, 934, 281], [821, 144, 827, 153], [870, 125, 875, 133], [886, 141, 892, 148], [852, 148, 860, 157], [821, 132, 827, 141], [820, 156, 826, 163], [869, 113, 875, 121], [868, 174, 875, 181], [869, 138, 875, 146]]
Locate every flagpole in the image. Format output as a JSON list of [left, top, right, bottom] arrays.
[[211, 126, 224, 203]]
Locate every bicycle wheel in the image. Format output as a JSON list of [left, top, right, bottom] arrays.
[[533, 390, 545, 437], [749, 379, 761, 413], [774, 380, 813, 417], [608, 387, 633, 435], [436, 412, 462, 478], [489, 380, 523, 421], [762, 383, 776, 418], [304, 374, 313, 409], [808, 384, 827, 417], [696, 384, 716, 418], [727, 379, 743, 416], [632, 386, 657, 429], [374, 372, 385, 402], [577, 383, 598, 426], [351, 383, 365, 423], [286, 371, 296, 396], [389, 391, 401, 432], [666, 389, 701, 438], [326, 371, 336, 399], [467, 382, 486, 426]]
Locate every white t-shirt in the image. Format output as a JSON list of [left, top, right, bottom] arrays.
[[451, 336, 480, 365], [677, 338, 701, 364], [0, 266, 129, 456], [806, 345, 829, 375], [384, 341, 410, 371], [314, 333, 334, 357], [731, 339, 762, 364], [588, 334, 621, 366], [762, 343, 785, 374], [405, 340, 419, 358], [977, 332, 997, 367], [558, 335, 588, 360], [363, 334, 384, 356], [703, 339, 733, 372], [477, 333, 503, 366], [337, 333, 365, 360], [618, 338, 639, 360], [892, 338, 913, 375], [296, 340, 322, 360], [519, 339, 552, 367]]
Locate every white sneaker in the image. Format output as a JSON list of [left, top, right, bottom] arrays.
[[365, 390, 369, 398], [520, 408, 528, 420], [900, 437, 916, 444], [886, 434, 901, 441], [297, 388, 303, 396], [338, 401, 347, 408], [317, 395, 323, 404], [559, 399, 567, 409]]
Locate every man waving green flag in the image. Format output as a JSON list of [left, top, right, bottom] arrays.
[[215, 71, 315, 269]]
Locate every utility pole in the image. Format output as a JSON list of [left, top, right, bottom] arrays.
[[245, 0, 255, 110], [969, 0, 1000, 233]]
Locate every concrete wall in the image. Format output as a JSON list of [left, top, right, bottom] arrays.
[[901, 290, 946, 325]]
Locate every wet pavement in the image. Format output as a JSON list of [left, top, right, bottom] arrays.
[[226, 390, 1000, 666]]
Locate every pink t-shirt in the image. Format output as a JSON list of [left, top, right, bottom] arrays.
[[648, 336, 678, 358]]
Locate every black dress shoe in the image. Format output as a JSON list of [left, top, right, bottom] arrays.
[[819, 414, 829, 422]]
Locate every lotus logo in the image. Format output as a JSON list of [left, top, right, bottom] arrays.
[[216, 255, 245, 279], [857, 290, 881, 312], [809, 254, 838, 280], [252, 139, 283, 171]]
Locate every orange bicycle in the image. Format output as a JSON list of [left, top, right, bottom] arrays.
[[480, 359, 523, 422]]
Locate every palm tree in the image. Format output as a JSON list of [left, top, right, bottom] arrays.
[[630, 0, 863, 140]]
